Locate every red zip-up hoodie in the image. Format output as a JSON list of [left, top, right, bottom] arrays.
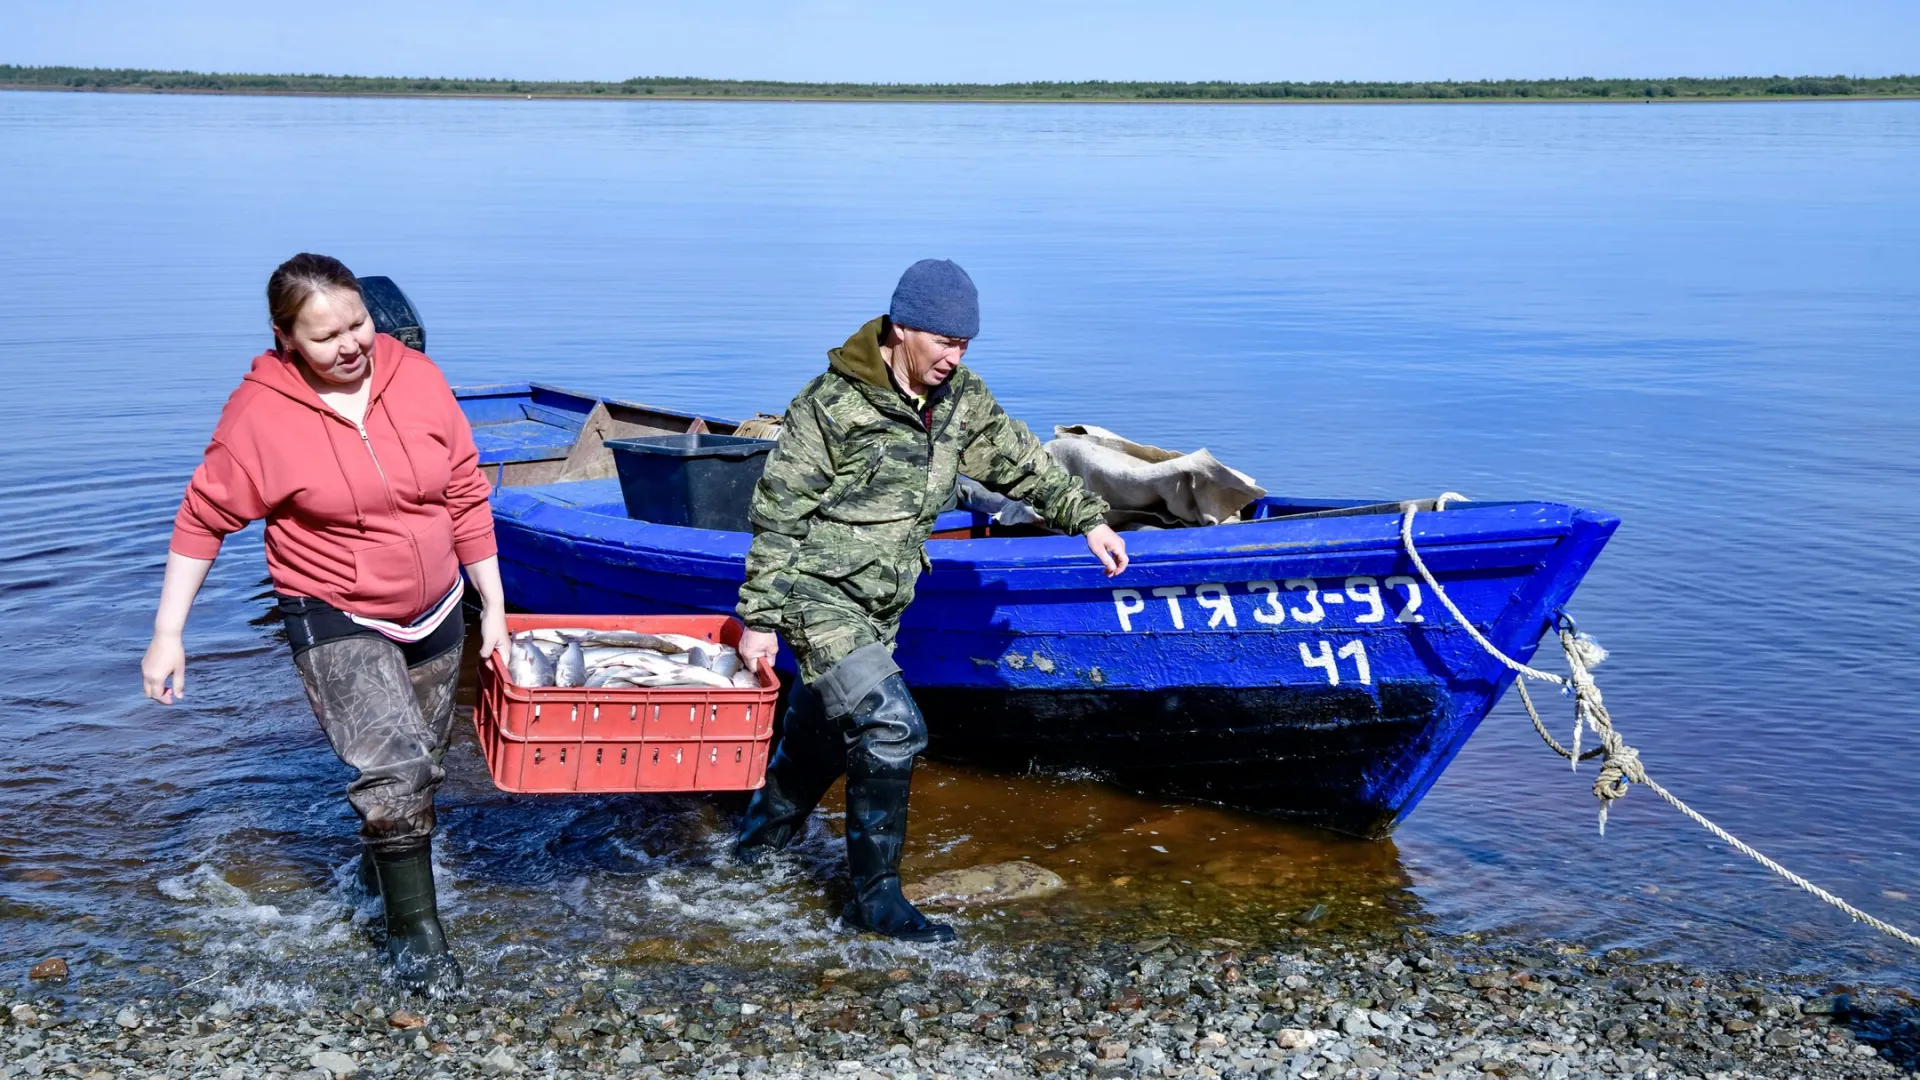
[[170, 334, 497, 622]]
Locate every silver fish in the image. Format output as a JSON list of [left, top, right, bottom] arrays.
[[567, 630, 688, 653], [587, 664, 656, 684], [555, 640, 588, 688], [580, 646, 635, 669], [660, 665, 733, 689], [508, 636, 557, 688], [586, 665, 682, 688], [582, 648, 681, 675], [526, 628, 693, 653], [651, 633, 719, 654], [616, 672, 705, 689], [516, 630, 751, 692]]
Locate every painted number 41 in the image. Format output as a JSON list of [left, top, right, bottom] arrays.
[[1300, 640, 1370, 685]]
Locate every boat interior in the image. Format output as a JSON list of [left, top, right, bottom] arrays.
[[457, 382, 1449, 536]]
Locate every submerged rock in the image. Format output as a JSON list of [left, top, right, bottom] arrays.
[[902, 861, 1065, 907], [27, 957, 66, 980]]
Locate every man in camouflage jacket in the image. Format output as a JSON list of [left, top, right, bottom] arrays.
[[734, 259, 1129, 942]]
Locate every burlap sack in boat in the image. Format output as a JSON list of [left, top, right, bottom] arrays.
[[1045, 424, 1266, 530], [734, 413, 784, 440]]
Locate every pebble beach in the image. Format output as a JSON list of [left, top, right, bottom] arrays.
[[8, 926, 1917, 1080]]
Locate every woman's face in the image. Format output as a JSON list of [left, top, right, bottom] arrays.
[[280, 288, 377, 386]]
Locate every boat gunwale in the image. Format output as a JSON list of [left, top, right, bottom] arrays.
[[494, 483, 1612, 579]]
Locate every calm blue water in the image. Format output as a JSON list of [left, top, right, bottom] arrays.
[[3, 90, 1918, 996]]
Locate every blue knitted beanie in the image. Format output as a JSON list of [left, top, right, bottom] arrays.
[[888, 259, 980, 340]]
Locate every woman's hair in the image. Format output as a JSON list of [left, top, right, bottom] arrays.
[[267, 253, 362, 338]]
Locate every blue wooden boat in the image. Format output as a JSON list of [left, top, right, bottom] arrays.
[[456, 381, 1617, 838]]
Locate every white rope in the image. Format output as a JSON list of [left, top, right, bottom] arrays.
[[1400, 494, 1564, 687], [1400, 496, 1920, 951]]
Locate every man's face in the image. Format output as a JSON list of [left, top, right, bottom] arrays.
[[895, 326, 969, 389]]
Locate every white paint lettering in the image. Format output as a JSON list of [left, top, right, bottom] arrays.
[[1247, 580, 1287, 625], [1346, 577, 1386, 624], [1284, 579, 1325, 624], [1300, 640, 1339, 685], [1386, 575, 1425, 623], [1194, 583, 1237, 628], [1112, 589, 1145, 633], [1151, 586, 1188, 630], [1337, 639, 1373, 684]]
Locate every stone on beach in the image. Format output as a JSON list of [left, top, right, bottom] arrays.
[[1276, 1026, 1318, 1049], [900, 860, 1065, 907], [479, 1045, 523, 1075], [309, 1049, 359, 1076]]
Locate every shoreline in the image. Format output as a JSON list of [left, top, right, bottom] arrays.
[[7, 926, 1916, 1080], [6, 83, 1920, 107]]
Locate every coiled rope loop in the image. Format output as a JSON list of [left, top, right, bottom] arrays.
[[1399, 494, 1920, 951]]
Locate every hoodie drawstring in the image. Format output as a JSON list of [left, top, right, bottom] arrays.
[[321, 412, 368, 530], [382, 396, 422, 503]]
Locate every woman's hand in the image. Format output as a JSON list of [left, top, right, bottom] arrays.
[[1086, 524, 1129, 577], [144, 552, 213, 705], [142, 632, 187, 704], [462, 556, 511, 665], [478, 605, 511, 664], [738, 628, 781, 671]]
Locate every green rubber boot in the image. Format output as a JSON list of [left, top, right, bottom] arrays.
[[357, 847, 381, 898], [368, 839, 463, 994]]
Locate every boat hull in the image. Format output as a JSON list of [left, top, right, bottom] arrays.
[[459, 383, 1618, 838], [917, 681, 1450, 837]]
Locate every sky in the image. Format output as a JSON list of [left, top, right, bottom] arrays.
[[4, 1, 1915, 85]]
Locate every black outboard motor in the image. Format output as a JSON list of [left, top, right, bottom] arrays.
[[356, 276, 426, 352]]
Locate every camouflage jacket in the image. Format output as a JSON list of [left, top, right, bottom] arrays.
[[736, 316, 1109, 633]]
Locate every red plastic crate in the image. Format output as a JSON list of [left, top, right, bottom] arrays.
[[474, 613, 778, 794]]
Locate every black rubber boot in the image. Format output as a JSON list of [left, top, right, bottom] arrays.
[[736, 683, 844, 863], [838, 674, 955, 944], [369, 839, 463, 994]]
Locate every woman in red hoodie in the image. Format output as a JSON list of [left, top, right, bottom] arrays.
[[141, 253, 504, 993]]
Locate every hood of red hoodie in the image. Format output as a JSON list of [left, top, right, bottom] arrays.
[[239, 333, 409, 418]]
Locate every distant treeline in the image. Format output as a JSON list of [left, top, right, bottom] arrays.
[[4, 65, 1917, 102]]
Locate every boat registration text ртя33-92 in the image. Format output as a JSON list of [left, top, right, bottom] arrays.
[[1110, 577, 1433, 687]]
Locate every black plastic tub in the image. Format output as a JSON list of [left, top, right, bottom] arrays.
[[606, 434, 777, 531]]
